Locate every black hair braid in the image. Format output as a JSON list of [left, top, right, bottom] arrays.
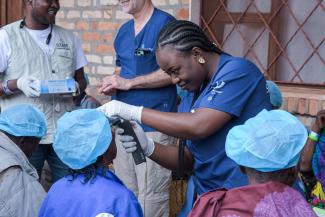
[[177, 34, 212, 51], [158, 24, 203, 48], [66, 164, 111, 184], [67, 165, 97, 184], [160, 31, 193, 47], [157, 20, 222, 54], [158, 19, 186, 42]]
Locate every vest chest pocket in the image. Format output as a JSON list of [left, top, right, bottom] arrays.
[[54, 49, 75, 77]]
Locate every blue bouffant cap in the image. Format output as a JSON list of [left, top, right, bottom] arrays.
[[0, 104, 47, 138], [226, 109, 307, 172], [53, 109, 112, 170]]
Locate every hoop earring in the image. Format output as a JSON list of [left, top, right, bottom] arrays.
[[198, 57, 206, 64]]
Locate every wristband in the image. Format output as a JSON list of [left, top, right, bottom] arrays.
[[309, 131, 320, 142], [2, 80, 15, 95]]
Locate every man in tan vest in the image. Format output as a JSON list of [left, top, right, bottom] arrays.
[[0, 0, 87, 184]]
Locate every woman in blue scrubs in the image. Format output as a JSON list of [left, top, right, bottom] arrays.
[[99, 20, 272, 196]]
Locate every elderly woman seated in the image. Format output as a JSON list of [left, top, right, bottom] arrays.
[[0, 104, 47, 217], [189, 109, 316, 217], [38, 109, 143, 217]]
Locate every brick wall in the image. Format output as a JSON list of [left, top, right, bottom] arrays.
[[56, 0, 189, 102], [55, 0, 322, 127], [280, 85, 325, 128]]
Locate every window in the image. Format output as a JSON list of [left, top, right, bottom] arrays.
[[200, 0, 324, 86]]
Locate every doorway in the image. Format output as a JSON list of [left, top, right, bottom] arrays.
[[0, 0, 24, 27]]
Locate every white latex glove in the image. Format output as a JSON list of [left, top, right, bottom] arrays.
[[97, 100, 143, 123], [17, 77, 40, 98], [116, 121, 155, 157]]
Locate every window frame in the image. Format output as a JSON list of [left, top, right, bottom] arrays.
[[192, 0, 324, 88]]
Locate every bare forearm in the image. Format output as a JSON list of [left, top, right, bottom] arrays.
[[149, 143, 193, 173], [74, 68, 87, 93], [129, 69, 172, 89], [299, 117, 324, 171], [142, 110, 200, 139], [141, 108, 232, 140], [299, 138, 317, 171]]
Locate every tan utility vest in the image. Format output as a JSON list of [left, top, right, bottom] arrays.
[[1, 20, 76, 144]]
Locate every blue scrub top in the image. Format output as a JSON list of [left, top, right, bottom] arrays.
[[38, 167, 143, 217], [178, 91, 194, 113], [184, 53, 272, 195], [114, 8, 177, 132]]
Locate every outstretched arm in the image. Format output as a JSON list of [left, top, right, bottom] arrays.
[[141, 107, 232, 140], [98, 100, 232, 140]]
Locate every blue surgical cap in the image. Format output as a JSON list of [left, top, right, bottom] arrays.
[[266, 80, 283, 109], [53, 109, 112, 170], [226, 109, 307, 172], [0, 104, 47, 138]]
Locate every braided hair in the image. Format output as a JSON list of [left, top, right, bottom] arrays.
[[66, 156, 110, 184], [157, 20, 222, 54]]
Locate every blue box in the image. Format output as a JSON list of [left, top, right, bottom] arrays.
[[40, 79, 76, 94]]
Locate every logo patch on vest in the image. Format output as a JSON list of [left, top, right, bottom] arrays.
[[56, 39, 70, 50]]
